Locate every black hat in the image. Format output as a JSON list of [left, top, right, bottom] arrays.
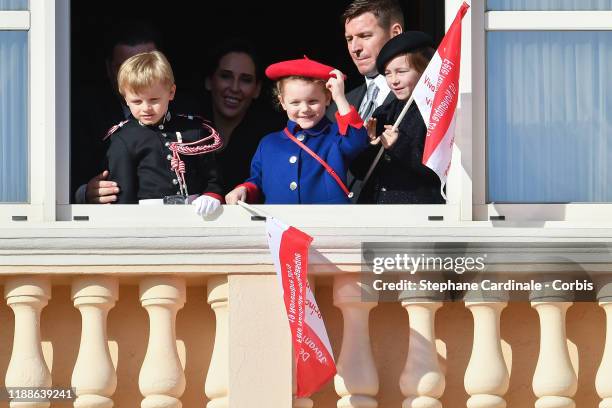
[[376, 31, 435, 74]]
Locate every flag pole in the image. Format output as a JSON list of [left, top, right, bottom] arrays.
[[360, 93, 416, 193], [236, 200, 273, 219]]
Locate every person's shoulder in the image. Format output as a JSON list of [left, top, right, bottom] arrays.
[[258, 128, 284, 147], [376, 95, 401, 114], [346, 83, 366, 98], [104, 118, 139, 141], [172, 113, 207, 128]]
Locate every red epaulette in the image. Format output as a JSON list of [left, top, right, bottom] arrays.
[[103, 120, 129, 141]]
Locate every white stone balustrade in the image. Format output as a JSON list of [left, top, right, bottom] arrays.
[[205, 276, 229, 408], [598, 299, 612, 408], [139, 277, 186, 408], [532, 300, 577, 408], [464, 301, 509, 408], [1, 274, 611, 407], [4, 277, 52, 408], [333, 274, 378, 408], [597, 283, 612, 408], [399, 300, 445, 408], [71, 276, 119, 408]]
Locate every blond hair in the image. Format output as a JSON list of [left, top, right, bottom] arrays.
[[117, 50, 174, 96], [272, 76, 330, 109]]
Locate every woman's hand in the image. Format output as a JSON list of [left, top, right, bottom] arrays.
[[326, 69, 350, 115], [225, 186, 247, 205], [380, 125, 399, 149]]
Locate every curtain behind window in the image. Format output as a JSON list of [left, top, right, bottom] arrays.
[[0, 0, 28, 10], [487, 31, 612, 203], [0, 31, 28, 203]]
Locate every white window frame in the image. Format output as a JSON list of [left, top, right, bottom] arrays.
[[0, 0, 58, 223], [51, 0, 466, 226], [470, 0, 612, 221]]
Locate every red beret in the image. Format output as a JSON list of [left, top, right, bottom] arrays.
[[265, 56, 346, 81]]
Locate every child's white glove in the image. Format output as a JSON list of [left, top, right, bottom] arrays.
[[192, 195, 221, 216]]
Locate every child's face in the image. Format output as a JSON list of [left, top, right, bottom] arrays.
[[279, 79, 330, 130], [384, 54, 421, 101], [124, 81, 176, 125]]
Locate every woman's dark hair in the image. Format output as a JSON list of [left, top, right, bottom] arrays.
[[204, 38, 263, 82]]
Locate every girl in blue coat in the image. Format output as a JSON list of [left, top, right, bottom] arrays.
[[225, 57, 368, 204]]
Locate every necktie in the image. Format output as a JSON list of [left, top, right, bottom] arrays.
[[358, 81, 380, 123]]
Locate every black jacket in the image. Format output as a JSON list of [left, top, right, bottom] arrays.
[[200, 98, 285, 194], [353, 98, 445, 204], [106, 113, 223, 203], [326, 81, 395, 202]]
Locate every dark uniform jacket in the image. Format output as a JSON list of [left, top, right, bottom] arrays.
[[71, 84, 201, 203], [353, 98, 445, 204], [105, 113, 223, 204]]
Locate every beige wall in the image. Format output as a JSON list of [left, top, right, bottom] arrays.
[[0, 281, 605, 407]]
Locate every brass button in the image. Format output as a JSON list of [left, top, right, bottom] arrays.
[[172, 179, 178, 185], [296, 133, 305, 142], [166, 154, 172, 160], [289, 156, 297, 164], [289, 182, 297, 190]]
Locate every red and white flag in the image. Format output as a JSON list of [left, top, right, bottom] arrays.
[[413, 2, 470, 199], [266, 217, 336, 397]]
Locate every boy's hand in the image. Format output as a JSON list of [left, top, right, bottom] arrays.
[[225, 186, 247, 205], [380, 125, 399, 149], [367, 118, 381, 145], [86, 170, 120, 204], [192, 195, 221, 216], [326, 69, 350, 115]]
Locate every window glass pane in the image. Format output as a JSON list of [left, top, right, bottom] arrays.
[[487, 31, 612, 203], [0, 31, 28, 203], [487, 0, 612, 10], [0, 0, 28, 10]]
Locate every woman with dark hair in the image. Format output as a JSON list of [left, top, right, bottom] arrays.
[[202, 39, 284, 194]]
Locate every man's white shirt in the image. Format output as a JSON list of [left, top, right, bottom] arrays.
[[363, 74, 391, 108]]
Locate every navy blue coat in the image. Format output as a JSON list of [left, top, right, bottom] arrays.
[[241, 108, 368, 204]]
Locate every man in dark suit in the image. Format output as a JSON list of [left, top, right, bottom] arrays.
[[328, 0, 404, 201]]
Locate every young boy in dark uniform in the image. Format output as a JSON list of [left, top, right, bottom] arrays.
[[106, 51, 224, 215]]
